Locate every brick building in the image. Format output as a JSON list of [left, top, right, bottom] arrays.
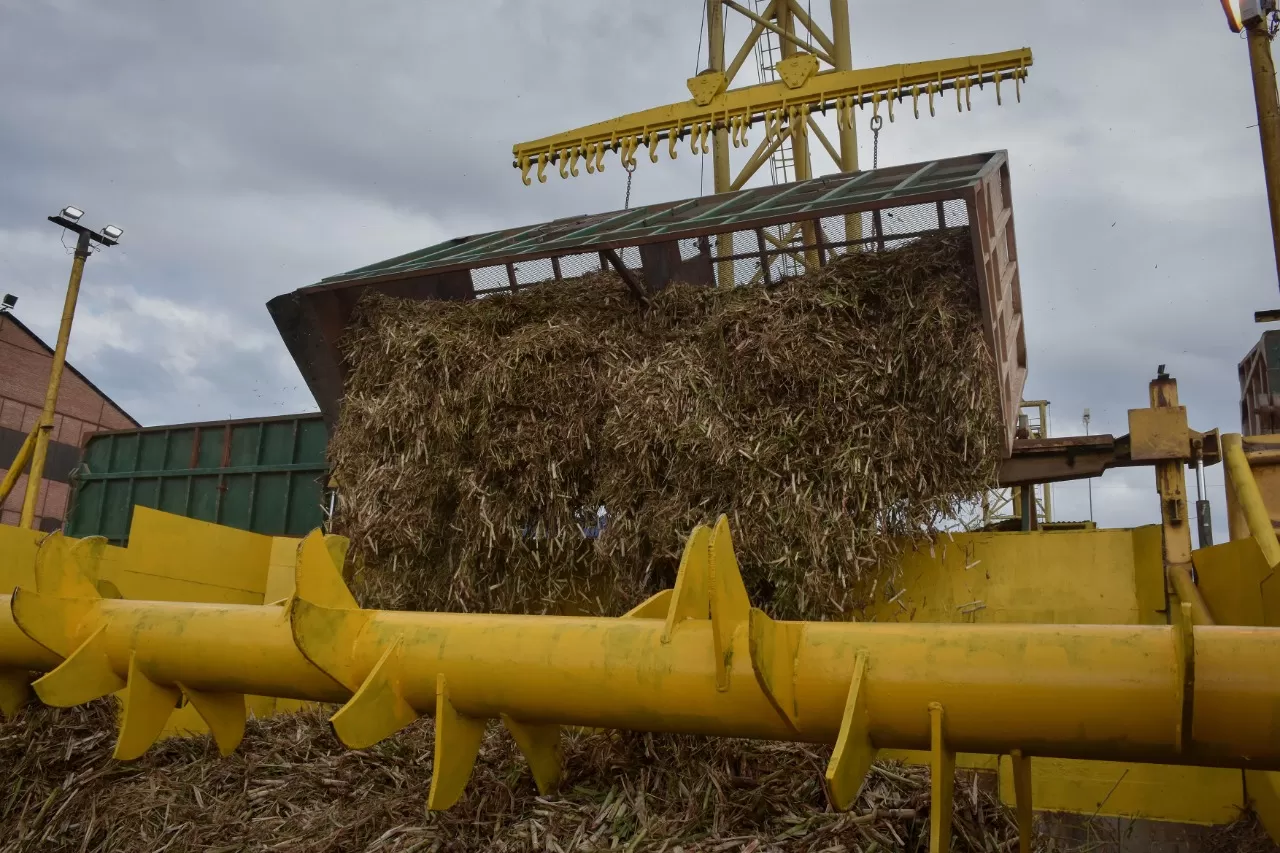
[[0, 307, 137, 530]]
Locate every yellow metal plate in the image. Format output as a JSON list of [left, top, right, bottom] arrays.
[[1128, 407, 1190, 461], [875, 528, 1152, 626], [1195, 537, 1274, 627], [123, 507, 269, 597], [999, 757, 1243, 826]]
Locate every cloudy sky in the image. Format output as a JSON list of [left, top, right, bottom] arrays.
[[0, 0, 1271, 531]]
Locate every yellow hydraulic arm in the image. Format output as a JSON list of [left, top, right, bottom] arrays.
[[3, 518, 1280, 853], [512, 48, 1031, 184]]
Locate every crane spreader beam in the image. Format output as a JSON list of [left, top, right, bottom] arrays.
[[512, 48, 1032, 184]]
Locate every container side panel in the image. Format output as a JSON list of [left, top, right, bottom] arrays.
[[197, 428, 225, 469], [165, 430, 195, 470], [219, 473, 254, 530], [286, 473, 325, 536], [253, 472, 290, 536], [229, 423, 261, 467], [137, 432, 167, 472], [158, 478, 188, 517], [83, 435, 113, 471], [132, 478, 160, 514], [190, 476, 220, 523], [65, 479, 104, 538], [262, 421, 297, 466], [297, 419, 327, 465], [108, 433, 139, 473], [102, 479, 134, 541]]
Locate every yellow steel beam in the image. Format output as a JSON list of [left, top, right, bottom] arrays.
[[723, 2, 773, 86], [786, 0, 836, 58], [1245, 17, 1280, 291], [1224, 432, 1280, 569], [0, 428, 35, 508], [731, 125, 790, 191], [6, 520, 1280, 821], [722, 0, 836, 67], [21, 230, 91, 528], [512, 48, 1032, 183], [807, 115, 842, 166]]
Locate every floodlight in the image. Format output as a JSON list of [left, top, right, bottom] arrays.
[[1224, 0, 1276, 30], [60, 206, 84, 222], [102, 225, 123, 240]]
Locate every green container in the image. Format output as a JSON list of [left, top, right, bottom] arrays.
[[66, 414, 329, 545]]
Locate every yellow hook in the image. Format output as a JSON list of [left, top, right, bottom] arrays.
[[669, 127, 679, 159], [994, 70, 1003, 106], [965, 77, 972, 111], [928, 80, 936, 117], [520, 156, 532, 186], [596, 141, 607, 172], [585, 142, 596, 174], [887, 92, 895, 123], [649, 131, 659, 162], [558, 150, 569, 179], [1015, 66, 1023, 103], [570, 147, 581, 177], [536, 152, 548, 183], [871, 92, 880, 121], [912, 85, 920, 119]]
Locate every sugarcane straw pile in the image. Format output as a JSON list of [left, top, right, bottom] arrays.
[[331, 232, 1003, 618], [4, 702, 1274, 853]]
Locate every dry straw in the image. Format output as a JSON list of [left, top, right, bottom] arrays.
[[3, 702, 1271, 852], [0, 701, 1004, 853], [331, 232, 1003, 617]]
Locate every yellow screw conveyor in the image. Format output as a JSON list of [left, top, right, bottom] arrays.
[[2, 518, 1279, 853]]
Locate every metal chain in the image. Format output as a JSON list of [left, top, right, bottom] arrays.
[[870, 114, 883, 170], [624, 160, 636, 209]]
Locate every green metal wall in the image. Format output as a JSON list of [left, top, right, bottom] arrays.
[[66, 414, 329, 545]]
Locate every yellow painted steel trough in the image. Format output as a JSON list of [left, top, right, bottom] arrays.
[[2, 517, 1280, 853]]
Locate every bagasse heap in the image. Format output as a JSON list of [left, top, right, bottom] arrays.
[[331, 231, 1002, 618], [0, 702, 1020, 853]]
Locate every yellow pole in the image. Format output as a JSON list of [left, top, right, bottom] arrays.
[[777, 0, 820, 269], [0, 428, 36, 507], [19, 230, 90, 529], [828, 0, 868, 253], [1223, 432, 1280, 568], [14, 575, 1280, 766], [828, 0, 858, 172], [1247, 18, 1280, 291], [12, 528, 1280, 771], [1150, 375, 1193, 609], [708, 0, 734, 288]]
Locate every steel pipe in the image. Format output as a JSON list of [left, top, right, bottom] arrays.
[[1224, 432, 1280, 568]]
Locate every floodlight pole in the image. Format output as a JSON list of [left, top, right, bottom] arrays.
[[19, 215, 116, 529], [1246, 17, 1280, 298]]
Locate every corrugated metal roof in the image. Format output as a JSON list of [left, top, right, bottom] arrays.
[[313, 152, 1001, 290]]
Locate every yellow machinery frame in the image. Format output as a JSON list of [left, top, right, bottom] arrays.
[[1, 374, 1279, 852]]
